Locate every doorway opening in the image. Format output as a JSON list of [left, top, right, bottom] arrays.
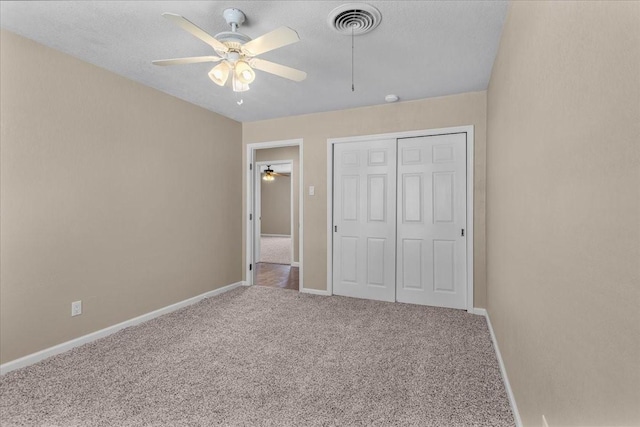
[[254, 161, 297, 290], [246, 139, 303, 291]]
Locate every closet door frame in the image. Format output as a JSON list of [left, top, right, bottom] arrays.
[[326, 125, 475, 313]]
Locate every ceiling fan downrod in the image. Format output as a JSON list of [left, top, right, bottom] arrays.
[[223, 8, 245, 33]]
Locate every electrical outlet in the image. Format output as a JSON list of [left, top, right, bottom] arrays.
[[309, 185, 315, 196], [71, 300, 82, 317], [542, 415, 549, 427]]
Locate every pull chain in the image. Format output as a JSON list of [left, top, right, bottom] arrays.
[[351, 24, 355, 92], [235, 79, 243, 106]]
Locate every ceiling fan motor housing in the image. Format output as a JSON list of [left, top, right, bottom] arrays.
[[216, 9, 251, 57], [223, 8, 245, 29], [213, 33, 251, 58]]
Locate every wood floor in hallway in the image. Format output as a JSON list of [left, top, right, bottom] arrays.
[[255, 262, 299, 290]]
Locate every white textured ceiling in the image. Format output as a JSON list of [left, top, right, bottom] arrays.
[[0, 1, 507, 122]]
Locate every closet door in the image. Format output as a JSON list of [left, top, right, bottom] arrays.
[[396, 134, 467, 309], [333, 139, 397, 302]]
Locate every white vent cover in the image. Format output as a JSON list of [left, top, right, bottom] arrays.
[[328, 3, 381, 35]]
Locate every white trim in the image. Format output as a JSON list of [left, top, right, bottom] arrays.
[[290, 160, 295, 265], [472, 308, 487, 316], [255, 159, 294, 265], [299, 287, 331, 296], [465, 127, 475, 313], [246, 139, 303, 292], [0, 281, 246, 375], [254, 162, 262, 264], [326, 141, 334, 296], [247, 148, 254, 284], [482, 310, 523, 427], [327, 126, 476, 144], [326, 125, 475, 312], [291, 262, 300, 267]]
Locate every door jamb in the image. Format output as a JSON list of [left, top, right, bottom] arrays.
[[326, 125, 475, 313], [255, 160, 294, 266], [246, 139, 303, 290]]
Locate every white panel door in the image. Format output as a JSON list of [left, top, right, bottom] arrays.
[[333, 139, 397, 302], [396, 134, 467, 309]]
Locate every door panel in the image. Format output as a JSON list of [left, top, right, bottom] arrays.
[[366, 238, 386, 286], [341, 176, 359, 221], [333, 139, 396, 302], [433, 239, 455, 291], [433, 172, 454, 222], [402, 174, 423, 222], [402, 239, 423, 289], [396, 134, 467, 309], [340, 236, 358, 283], [367, 175, 387, 222]]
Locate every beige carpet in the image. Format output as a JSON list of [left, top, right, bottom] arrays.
[[259, 235, 291, 264], [0, 287, 514, 426]]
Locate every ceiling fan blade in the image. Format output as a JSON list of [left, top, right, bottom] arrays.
[[241, 27, 300, 56], [162, 13, 228, 53], [251, 59, 307, 82], [152, 56, 223, 66]]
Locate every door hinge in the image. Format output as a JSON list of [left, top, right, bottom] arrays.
[[249, 264, 252, 271], [249, 163, 252, 170], [249, 213, 252, 220], [334, 225, 338, 232], [461, 228, 465, 237]]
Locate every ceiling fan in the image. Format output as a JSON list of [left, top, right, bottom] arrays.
[[262, 165, 289, 181], [152, 8, 307, 92]]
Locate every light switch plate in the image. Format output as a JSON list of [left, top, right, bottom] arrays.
[[309, 185, 315, 196], [71, 300, 82, 317]]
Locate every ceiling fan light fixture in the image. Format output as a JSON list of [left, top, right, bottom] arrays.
[[232, 73, 250, 92], [235, 60, 256, 84], [208, 62, 230, 86], [263, 166, 275, 181]]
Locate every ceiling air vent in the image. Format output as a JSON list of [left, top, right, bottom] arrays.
[[328, 3, 381, 35]]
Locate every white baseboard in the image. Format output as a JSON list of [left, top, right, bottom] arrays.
[[299, 287, 331, 296], [0, 281, 245, 375], [291, 262, 300, 267], [261, 234, 291, 238], [482, 310, 523, 427], [472, 307, 487, 316]]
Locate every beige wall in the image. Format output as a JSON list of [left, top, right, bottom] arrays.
[[260, 175, 291, 235], [486, 2, 640, 425], [0, 31, 243, 364], [243, 92, 488, 307], [256, 146, 300, 262]]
